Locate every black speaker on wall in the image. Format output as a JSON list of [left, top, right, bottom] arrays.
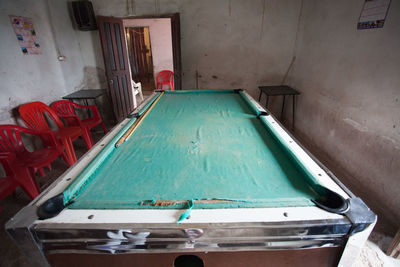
[[72, 1, 97, 31]]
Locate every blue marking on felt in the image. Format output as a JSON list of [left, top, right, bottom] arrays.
[[177, 199, 194, 224]]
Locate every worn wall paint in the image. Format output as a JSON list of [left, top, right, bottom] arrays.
[[46, 0, 86, 94], [89, 0, 301, 101], [0, 0, 95, 124], [75, 29, 106, 79], [0, 0, 67, 124], [288, 0, 400, 232], [2, 0, 301, 122]]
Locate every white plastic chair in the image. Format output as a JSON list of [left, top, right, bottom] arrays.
[[131, 80, 144, 108]]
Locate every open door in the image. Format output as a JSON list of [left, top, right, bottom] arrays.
[[98, 16, 134, 121], [170, 13, 182, 90], [98, 14, 182, 121], [123, 13, 182, 90]]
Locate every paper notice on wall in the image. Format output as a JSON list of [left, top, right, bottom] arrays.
[[357, 0, 391, 30], [9, 16, 42, 55]]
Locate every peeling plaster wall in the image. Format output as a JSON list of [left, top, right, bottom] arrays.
[[89, 0, 301, 99], [0, 0, 90, 124], [178, 0, 299, 98], [46, 0, 86, 94], [1, 0, 301, 123], [0, 0, 67, 124], [75, 29, 107, 89], [288, 0, 400, 232]]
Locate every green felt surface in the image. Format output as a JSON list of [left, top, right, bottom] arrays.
[[66, 90, 318, 209]]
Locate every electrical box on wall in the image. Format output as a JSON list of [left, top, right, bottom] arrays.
[[72, 1, 97, 31]]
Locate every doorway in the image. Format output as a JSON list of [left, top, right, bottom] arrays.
[[125, 27, 155, 92], [123, 17, 176, 92], [97, 14, 181, 121]]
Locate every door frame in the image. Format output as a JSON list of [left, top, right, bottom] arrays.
[[97, 14, 182, 121], [122, 13, 182, 90]]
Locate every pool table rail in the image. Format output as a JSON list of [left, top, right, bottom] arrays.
[[37, 89, 351, 219], [35, 217, 352, 254]]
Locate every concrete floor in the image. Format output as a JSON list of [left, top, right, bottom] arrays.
[[1, 97, 399, 266]]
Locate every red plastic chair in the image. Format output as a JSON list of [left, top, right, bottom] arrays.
[[0, 175, 20, 211], [51, 100, 107, 148], [156, 70, 174, 90], [19, 102, 89, 165], [0, 125, 67, 193], [0, 152, 39, 210]]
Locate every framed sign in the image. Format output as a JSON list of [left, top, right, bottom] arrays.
[[357, 0, 391, 30], [10, 16, 42, 55]]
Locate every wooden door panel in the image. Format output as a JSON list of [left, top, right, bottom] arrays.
[[127, 27, 150, 80], [98, 16, 133, 121]]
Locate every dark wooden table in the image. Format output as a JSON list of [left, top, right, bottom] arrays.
[[63, 89, 107, 117], [63, 89, 107, 106], [258, 85, 300, 129]]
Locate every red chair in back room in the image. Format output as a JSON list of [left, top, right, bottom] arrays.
[[156, 70, 174, 91], [19, 102, 90, 165], [0, 125, 67, 194], [0, 152, 39, 210], [51, 100, 107, 148]]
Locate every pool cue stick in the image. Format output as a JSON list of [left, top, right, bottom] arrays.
[[115, 91, 165, 148]]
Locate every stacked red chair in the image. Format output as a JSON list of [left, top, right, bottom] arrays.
[[0, 152, 39, 210], [19, 101, 90, 165], [51, 100, 107, 148], [0, 125, 66, 188], [0, 125, 66, 207]]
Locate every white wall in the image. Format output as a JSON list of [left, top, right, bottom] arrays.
[[1, 0, 300, 121], [46, 0, 86, 93], [123, 18, 174, 82], [89, 0, 301, 98], [0, 0, 67, 124], [0, 0, 106, 125], [178, 0, 300, 96], [288, 0, 400, 232]]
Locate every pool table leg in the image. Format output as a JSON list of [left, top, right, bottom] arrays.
[[338, 221, 376, 267]]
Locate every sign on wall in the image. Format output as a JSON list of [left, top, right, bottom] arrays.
[[357, 0, 391, 30], [9, 16, 42, 55]]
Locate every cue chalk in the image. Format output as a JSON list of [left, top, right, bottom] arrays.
[[115, 91, 165, 148], [257, 111, 269, 117], [127, 113, 140, 119]]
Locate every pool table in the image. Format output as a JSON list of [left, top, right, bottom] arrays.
[[7, 90, 376, 267]]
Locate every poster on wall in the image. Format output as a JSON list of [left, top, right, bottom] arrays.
[[9, 16, 42, 55], [357, 0, 391, 30]]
